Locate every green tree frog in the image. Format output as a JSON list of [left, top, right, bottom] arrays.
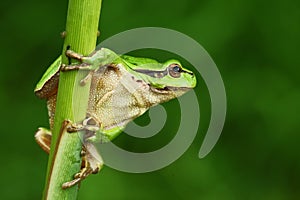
[[34, 48, 196, 188]]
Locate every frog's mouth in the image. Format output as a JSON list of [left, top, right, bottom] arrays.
[[150, 85, 192, 94], [165, 86, 193, 90]]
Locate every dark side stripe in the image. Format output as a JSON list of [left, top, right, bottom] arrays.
[[133, 68, 168, 78]]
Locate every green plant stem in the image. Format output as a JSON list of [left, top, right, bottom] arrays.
[[42, 0, 102, 199]]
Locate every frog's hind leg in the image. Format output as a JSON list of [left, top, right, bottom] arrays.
[[35, 127, 52, 154], [62, 142, 103, 189], [35, 120, 104, 189]]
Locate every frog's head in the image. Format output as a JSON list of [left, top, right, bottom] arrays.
[[128, 59, 196, 97], [160, 59, 196, 89]]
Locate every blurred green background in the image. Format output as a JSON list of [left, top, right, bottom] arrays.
[[1, 0, 299, 199]]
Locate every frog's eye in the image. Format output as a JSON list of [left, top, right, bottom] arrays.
[[168, 64, 182, 78]]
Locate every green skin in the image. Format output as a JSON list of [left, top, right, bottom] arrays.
[[34, 48, 196, 188]]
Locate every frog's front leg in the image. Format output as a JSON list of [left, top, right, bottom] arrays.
[[65, 48, 119, 70], [66, 116, 112, 143], [61, 48, 119, 85]]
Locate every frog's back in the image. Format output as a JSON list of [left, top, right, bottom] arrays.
[[121, 55, 166, 70]]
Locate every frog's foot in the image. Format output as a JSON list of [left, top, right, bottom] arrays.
[[60, 63, 94, 86], [60, 31, 67, 38], [60, 49, 94, 85], [65, 117, 111, 142], [65, 49, 85, 61], [35, 127, 52, 154], [66, 117, 100, 133], [62, 142, 103, 189], [61, 48, 94, 71], [60, 63, 93, 71], [65, 117, 111, 143]]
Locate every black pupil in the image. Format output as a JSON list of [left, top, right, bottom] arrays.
[[173, 65, 181, 72]]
